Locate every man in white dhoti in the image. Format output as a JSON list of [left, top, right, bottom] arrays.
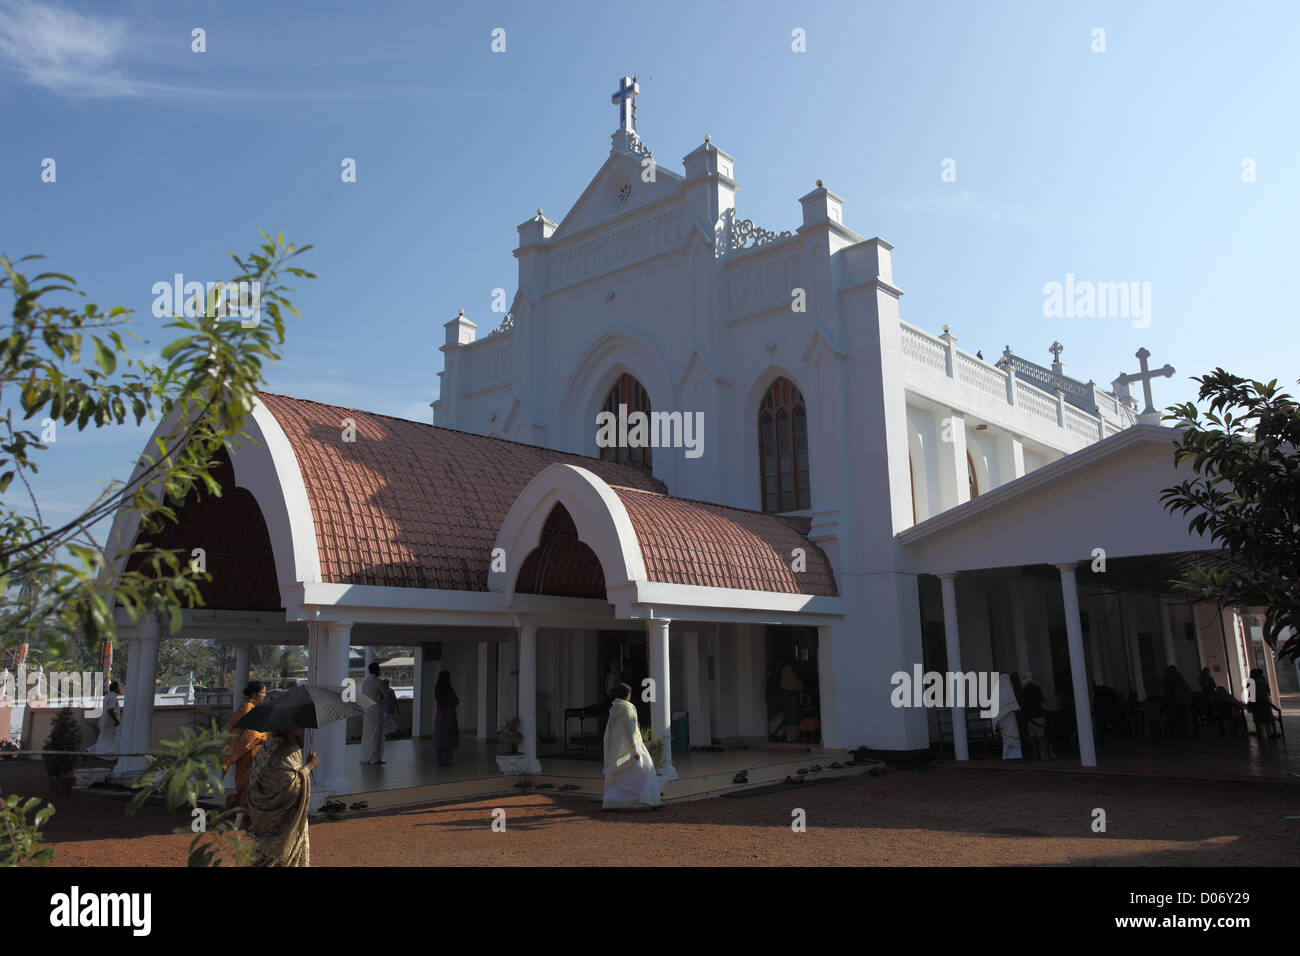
[[360, 663, 385, 765], [602, 683, 660, 810], [994, 672, 1022, 759], [87, 681, 122, 755]]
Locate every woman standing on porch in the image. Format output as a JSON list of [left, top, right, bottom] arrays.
[[433, 670, 460, 766]]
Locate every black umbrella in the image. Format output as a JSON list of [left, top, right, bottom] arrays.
[[233, 684, 369, 731]]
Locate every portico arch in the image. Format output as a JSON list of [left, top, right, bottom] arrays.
[[491, 463, 647, 604]]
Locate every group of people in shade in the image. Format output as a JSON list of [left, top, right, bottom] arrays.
[[987, 663, 1279, 762], [1159, 664, 1278, 739]]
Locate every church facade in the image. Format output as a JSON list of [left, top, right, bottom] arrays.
[[102, 80, 1276, 797]]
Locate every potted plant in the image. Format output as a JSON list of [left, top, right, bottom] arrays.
[[44, 707, 82, 796], [494, 717, 533, 774], [641, 726, 665, 772]]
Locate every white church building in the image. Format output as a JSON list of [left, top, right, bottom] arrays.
[[102, 79, 1277, 798]]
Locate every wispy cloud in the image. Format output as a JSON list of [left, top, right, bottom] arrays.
[[0, 0, 449, 100], [0, 0, 142, 96]]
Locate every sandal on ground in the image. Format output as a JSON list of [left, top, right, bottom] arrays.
[[349, 801, 368, 810], [829, 762, 843, 769], [732, 771, 748, 784], [559, 784, 580, 791]]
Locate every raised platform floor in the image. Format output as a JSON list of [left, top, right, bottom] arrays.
[[331, 737, 867, 811]]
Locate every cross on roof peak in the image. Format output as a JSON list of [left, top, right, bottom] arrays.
[[612, 75, 640, 134]]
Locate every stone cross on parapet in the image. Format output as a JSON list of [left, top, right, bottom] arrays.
[[612, 75, 639, 133], [1049, 340, 1064, 370], [1112, 347, 1175, 423]]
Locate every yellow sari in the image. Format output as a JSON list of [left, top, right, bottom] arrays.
[[222, 698, 267, 810]]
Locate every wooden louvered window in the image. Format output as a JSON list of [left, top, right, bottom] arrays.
[[759, 378, 810, 513], [599, 373, 652, 471]]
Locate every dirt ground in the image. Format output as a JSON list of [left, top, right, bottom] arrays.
[[5, 758, 1297, 867]]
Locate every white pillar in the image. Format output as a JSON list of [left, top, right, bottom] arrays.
[[937, 574, 969, 761], [1008, 580, 1030, 675], [647, 618, 676, 779], [517, 626, 541, 772], [1118, 593, 1145, 698], [364, 646, 375, 669], [316, 623, 350, 797], [936, 410, 970, 510], [1057, 563, 1098, 767], [114, 612, 160, 777], [234, 645, 250, 698], [683, 631, 711, 748], [815, 625, 841, 749], [994, 431, 1026, 487], [115, 635, 143, 766], [1158, 598, 1178, 670], [476, 642, 494, 741]]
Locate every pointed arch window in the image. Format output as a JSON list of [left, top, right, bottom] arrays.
[[599, 373, 652, 471], [967, 452, 979, 500], [759, 377, 810, 513]]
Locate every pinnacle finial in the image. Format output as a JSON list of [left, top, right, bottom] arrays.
[[816, 179, 824, 188], [704, 133, 710, 142]]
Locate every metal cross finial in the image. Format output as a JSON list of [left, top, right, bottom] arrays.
[[612, 75, 640, 134], [1114, 346, 1175, 417], [1049, 341, 1064, 364]]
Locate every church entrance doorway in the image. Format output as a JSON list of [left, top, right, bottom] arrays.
[[764, 626, 820, 744]]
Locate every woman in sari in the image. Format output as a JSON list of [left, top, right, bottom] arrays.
[[602, 683, 660, 809], [433, 670, 460, 766], [247, 727, 317, 867], [222, 681, 267, 820]]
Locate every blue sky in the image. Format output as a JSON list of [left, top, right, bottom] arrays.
[[1, 0, 1297, 531]]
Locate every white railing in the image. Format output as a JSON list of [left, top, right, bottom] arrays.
[[1014, 379, 1060, 425], [956, 350, 1009, 402], [901, 321, 1117, 446], [1064, 402, 1102, 441], [900, 323, 948, 373]]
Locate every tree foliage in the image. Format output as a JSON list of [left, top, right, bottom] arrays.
[[1161, 370, 1300, 660], [0, 233, 312, 653], [126, 721, 252, 867]]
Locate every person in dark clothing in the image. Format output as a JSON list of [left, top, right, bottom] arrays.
[[433, 670, 460, 767]]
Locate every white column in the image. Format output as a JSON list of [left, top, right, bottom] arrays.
[[647, 618, 676, 779], [114, 612, 160, 777], [234, 645, 250, 697], [994, 432, 1026, 487], [115, 635, 143, 767], [364, 646, 375, 669], [936, 410, 970, 510], [1057, 563, 1098, 767], [1008, 580, 1030, 675], [815, 625, 841, 749], [683, 631, 711, 748], [316, 623, 350, 798], [1118, 593, 1145, 698], [937, 573, 968, 761], [1158, 598, 1178, 670], [411, 646, 428, 739], [517, 626, 541, 772], [476, 642, 493, 741]]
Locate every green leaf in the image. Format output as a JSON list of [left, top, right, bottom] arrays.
[[92, 336, 116, 374]]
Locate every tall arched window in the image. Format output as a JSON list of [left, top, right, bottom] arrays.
[[599, 373, 652, 470], [759, 377, 810, 513], [967, 451, 979, 500]]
